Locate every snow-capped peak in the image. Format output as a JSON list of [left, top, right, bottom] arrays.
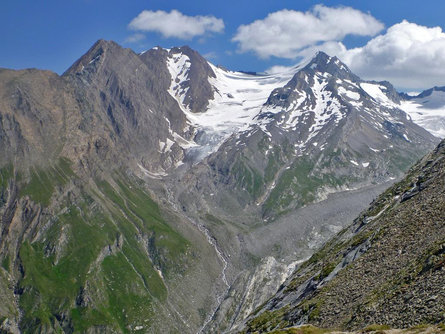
[[161, 49, 441, 164]]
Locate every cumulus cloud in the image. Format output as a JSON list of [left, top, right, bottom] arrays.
[[129, 9, 224, 40], [266, 21, 445, 89], [339, 21, 445, 89], [232, 5, 383, 59]]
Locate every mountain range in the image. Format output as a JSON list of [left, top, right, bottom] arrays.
[[0, 39, 443, 333]]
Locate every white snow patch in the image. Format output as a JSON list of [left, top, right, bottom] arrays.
[[159, 138, 175, 153], [360, 83, 396, 108], [400, 91, 445, 138], [338, 86, 360, 101], [177, 63, 295, 157], [167, 52, 191, 107], [304, 76, 344, 144]]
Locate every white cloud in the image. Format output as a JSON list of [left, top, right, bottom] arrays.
[[128, 9, 224, 40], [232, 5, 383, 59], [203, 51, 218, 60], [338, 21, 445, 89], [266, 21, 445, 90], [296, 41, 348, 60], [266, 65, 295, 74], [124, 33, 146, 43]]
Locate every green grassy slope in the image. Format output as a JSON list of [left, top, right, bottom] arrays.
[[0, 161, 193, 333]]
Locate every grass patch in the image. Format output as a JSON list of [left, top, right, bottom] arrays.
[[16, 170, 193, 332], [263, 155, 351, 216], [99, 252, 155, 332], [246, 307, 290, 333], [1, 254, 10, 271], [19, 158, 75, 205], [232, 157, 264, 200], [0, 164, 13, 189], [97, 176, 190, 277], [18, 205, 115, 321]]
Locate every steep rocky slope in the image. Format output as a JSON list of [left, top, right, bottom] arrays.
[[0, 68, 78, 168], [241, 139, 445, 333], [0, 41, 224, 333], [63, 40, 194, 173]]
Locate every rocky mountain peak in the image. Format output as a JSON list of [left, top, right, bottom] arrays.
[[303, 51, 359, 82], [264, 51, 358, 110], [62, 39, 125, 76], [164, 45, 216, 113], [59, 39, 193, 173], [306, 50, 332, 66]]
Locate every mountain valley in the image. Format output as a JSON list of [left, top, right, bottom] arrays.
[[0, 40, 443, 333]]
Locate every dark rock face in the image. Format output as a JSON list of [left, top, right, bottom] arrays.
[[242, 139, 445, 332], [169, 46, 216, 113], [63, 39, 192, 172], [138, 47, 172, 93], [140, 45, 216, 114]]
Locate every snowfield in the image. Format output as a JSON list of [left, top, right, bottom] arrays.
[[400, 90, 445, 138], [163, 48, 445, 166], [166, 49, 300, 158]]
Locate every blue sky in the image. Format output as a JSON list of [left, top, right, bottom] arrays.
[[1, 0, 445, 90]]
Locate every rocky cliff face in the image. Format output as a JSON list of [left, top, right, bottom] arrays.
[[0, 68, 78, 168], [241, 139, 445, 333], [0, 40, 441, 333], [63, 39, 194, 173]]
